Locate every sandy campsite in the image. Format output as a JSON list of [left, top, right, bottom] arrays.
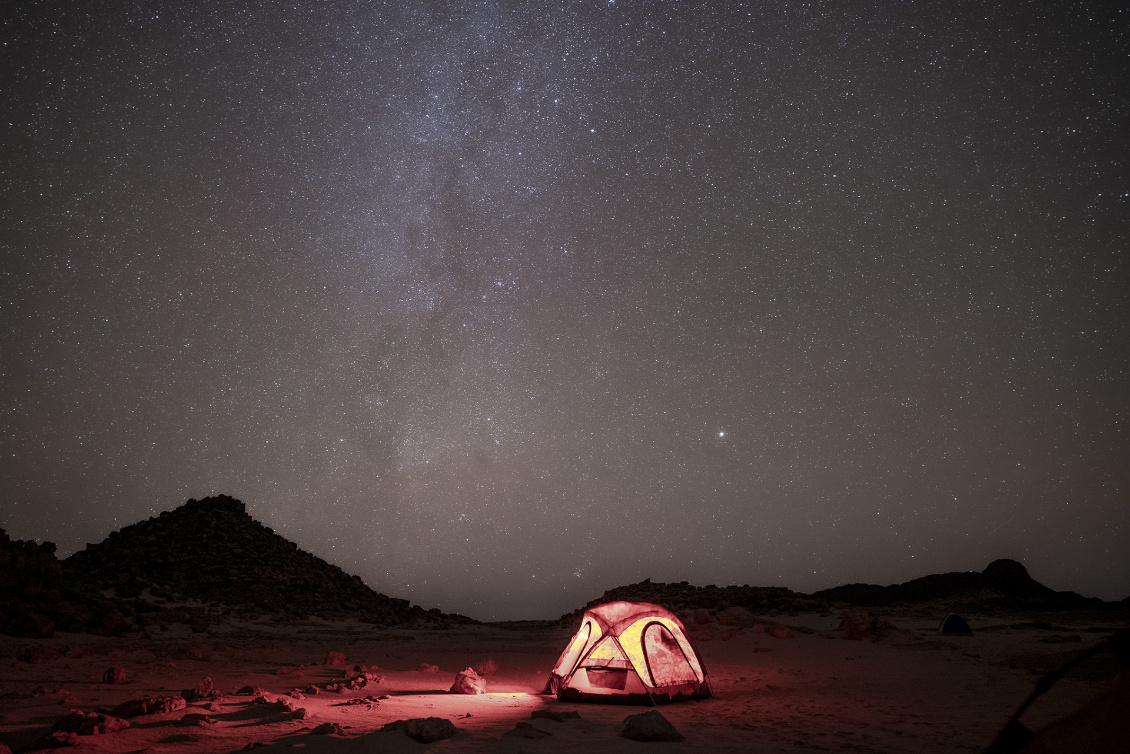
[[2, 606, 1125, 754]]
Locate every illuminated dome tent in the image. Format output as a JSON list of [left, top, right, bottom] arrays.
[[545, 601, 712, 703]]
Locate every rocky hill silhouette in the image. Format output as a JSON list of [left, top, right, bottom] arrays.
[[562, 559, 1119, 624], [62, 495, 464, 627], [809, 558, 1098, 608]]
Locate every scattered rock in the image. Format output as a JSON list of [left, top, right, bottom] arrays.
[[838, 608, 893, 640], [382, 717, 457, 743], [531, 709, 582, 723], [110, 695, 187, 718], [692, 608, 715, 624], [236, 685, 265, 696], [839, 609, 874, 639], [306, 685, 320, 695], [766, 624, 792, 639], [242, 742, 267, 750], [619, 710, 684, 742], [449, 667, 486, 695], [324, 651, 347, 668], [187, 646, 211, 661], [181, 713, 215, 727], [289, 689, 305, 700], [45, 731, 79, 747], [334, 696, 380, 709], [52, 711, 130, 735], [182, 676, 213, 701], [63, 646, 84, 659], [276, 664, 304, 676], [311, 722, 342, 735], [417, 663, 439, 673], [103, 666, 127, 685], [505, 721, 552, 739], [718, 606, 757, 628]]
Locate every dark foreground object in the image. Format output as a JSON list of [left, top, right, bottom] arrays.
[[619, 710, 684, 742]]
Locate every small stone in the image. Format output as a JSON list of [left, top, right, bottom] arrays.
[[449, 667, 486, 695], [417, 663, 439, 673], [182, 676, 213, 701], [311, 722, 342, 735], [619, 710, 684, 742]]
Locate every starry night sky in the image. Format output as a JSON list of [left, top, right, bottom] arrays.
[[2, 1, 1127, 620]]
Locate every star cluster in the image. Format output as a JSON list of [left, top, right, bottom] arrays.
[[2, 1, 1127, 619]]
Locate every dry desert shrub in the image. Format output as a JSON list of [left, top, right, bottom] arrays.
[[473, 658, 498, 677]]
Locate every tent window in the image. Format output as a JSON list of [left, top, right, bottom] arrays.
[[644, 622, 697, 687], [580, 635, 633, 669]]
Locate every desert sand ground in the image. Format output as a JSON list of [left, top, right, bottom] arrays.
[[1, 611, 1124, 753]]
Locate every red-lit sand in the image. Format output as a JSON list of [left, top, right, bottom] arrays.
[[1, 612, 1122, 753]]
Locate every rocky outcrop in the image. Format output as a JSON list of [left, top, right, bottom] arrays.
[[561, 559, 1121, 625], [63, 495, 468, 626], [0, 529, 137, 638], [812, 559, 1103, 609], [559, 579, 819, 624]]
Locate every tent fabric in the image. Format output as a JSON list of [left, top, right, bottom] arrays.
[[545, 600, 712, 704], [939, 613, 973, 636]]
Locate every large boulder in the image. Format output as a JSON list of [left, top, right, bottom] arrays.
[[449, 667, 486, 695]]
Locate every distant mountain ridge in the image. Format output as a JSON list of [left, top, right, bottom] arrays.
[[63, 495, 467, 626], [811, 558, 1102, 607], [563, 559, 1122, 623]]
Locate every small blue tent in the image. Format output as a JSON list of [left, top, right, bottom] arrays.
[[939, 614, 973, 636]]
